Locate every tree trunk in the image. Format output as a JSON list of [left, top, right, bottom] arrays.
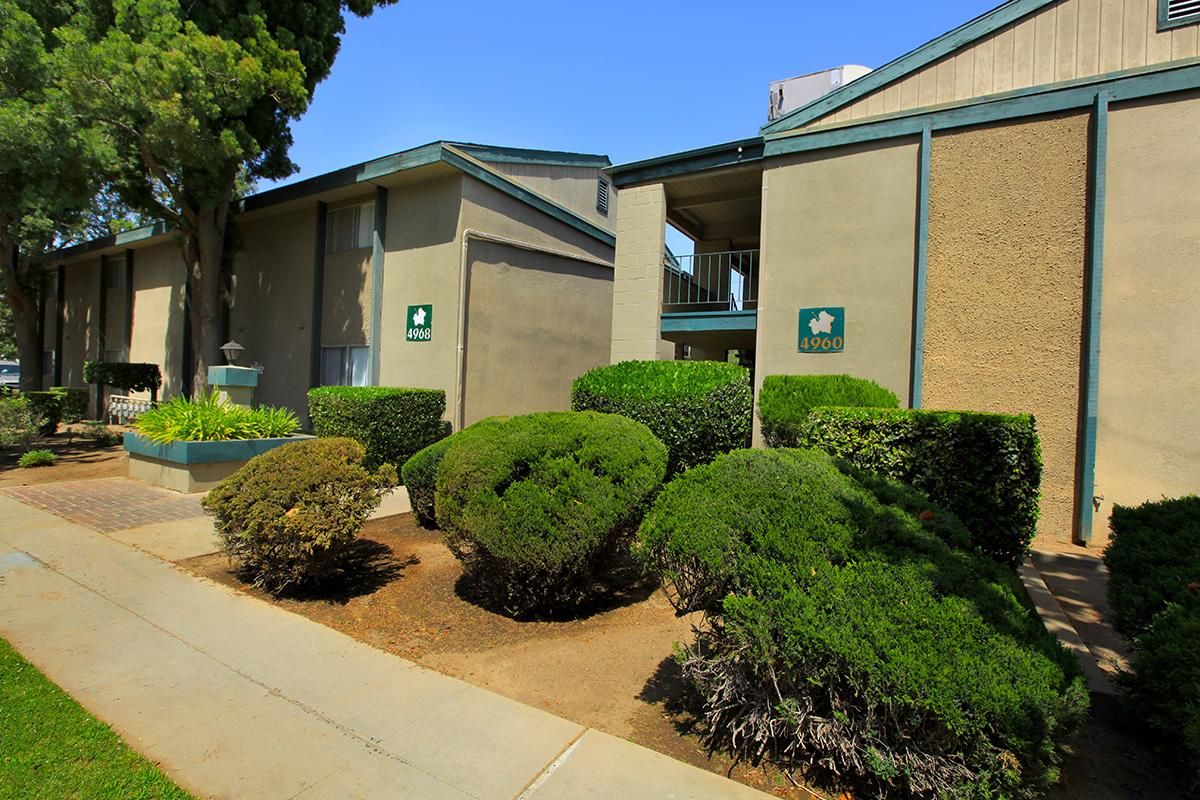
[[182, 203, 231, 396], [0, 232, 45, 391]]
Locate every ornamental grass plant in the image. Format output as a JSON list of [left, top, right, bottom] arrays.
[[135, 390, 298, 444]]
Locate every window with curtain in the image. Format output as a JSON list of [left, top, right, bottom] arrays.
[[321, 345, 369, 386]]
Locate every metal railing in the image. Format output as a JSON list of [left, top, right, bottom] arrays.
[[663, 249, 758, 311]]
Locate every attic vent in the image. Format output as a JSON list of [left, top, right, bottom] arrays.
[[1161, 0, 1200, 29], [596, 178, 610, 216]]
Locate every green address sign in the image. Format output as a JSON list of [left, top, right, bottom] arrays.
[[406, 304, 433, 342], [798, 307, 845, 353]]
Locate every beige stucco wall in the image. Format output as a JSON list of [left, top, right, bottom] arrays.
[[1090, 91, 1200, 543], [755, 138, 921, 442], [490, 162, 616, 230], [128, 239, 186, 399], [60, 258, 99, 389], [801, 0, 1199, 131], [230, 207, 317, 412], [461, 240, 613, 425], [610, 183, 667, 363], [924, 113, 1089, 546]]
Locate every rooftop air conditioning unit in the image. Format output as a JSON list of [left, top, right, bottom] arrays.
[[768, 65, 872, 122]]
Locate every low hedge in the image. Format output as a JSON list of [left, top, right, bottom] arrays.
[[435, 411, 667, 616], [203, 437, 396, 594], [1103, 495, 1200, 638], [307, 386, 447, 472], [571, 360, 751, 474], [758, 374, 899, 447], [49, 387, 88, 423], [21, 392, 61, 436], [82, 361, 161, 400], [401, 417, 506, 529], [802, 407, 1042, 567], [637, 448, 1087, 799]]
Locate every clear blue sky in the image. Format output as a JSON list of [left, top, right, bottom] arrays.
[[276, 0, 999, 185]]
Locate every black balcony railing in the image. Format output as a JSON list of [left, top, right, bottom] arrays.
[[663, 249, 758, 312]]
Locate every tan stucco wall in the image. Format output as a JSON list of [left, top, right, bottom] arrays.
[[755, 138, 921, 443], [230, 207, 317, 412], [129, 239, 186, 399], [801, 0, 1198, 131], [1091, 92, 1200, 543], [924, 113, 1089, 546], [60, 258, 99, 388], [490, 162, 616, 230], [611, 183, 667, 363], [461, 240, 613, 425]]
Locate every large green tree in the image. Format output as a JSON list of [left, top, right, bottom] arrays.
[[0, 0, 108, 389], [61, 0, 397, 394]]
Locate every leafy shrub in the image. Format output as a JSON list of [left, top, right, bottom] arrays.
[[1117, 599, 1200, 788], [307, 386, 447, 472], [571, 360, 751, 474], [637, 448, 1087, 799], [436, 411, 667, 615], [202, 437, 396, 593], [1103, 495, 1200, 638], [802, 407, 1042, 567], [21, 391, 61, 436], [81, 420, 123, 447], [0, 396, 45, 449], [135, 391, 299, 444], [82, 361, 162, 400], [400, 417, 505, 529], [17, 449, 55, 468], [758, 374, 899, 447], [48, 387, 88, 423]]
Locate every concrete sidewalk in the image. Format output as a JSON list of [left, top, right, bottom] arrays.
[[0, 495, 767, 800]]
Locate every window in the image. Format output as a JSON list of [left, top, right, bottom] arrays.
[[596, 179, 610, 216], [1160, 0, 1200, 30], [321, 345, 369, 386], [326, 202, 375, 253], [105, 257, 126, 290]]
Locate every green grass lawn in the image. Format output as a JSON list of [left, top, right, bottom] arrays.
[[0, 637, 194, 799]]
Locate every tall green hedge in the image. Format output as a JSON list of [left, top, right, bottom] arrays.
[[307, 387, 447, 473], [82, 361, 161, 400], [758, 374, 899, 447], [571, 360, 751, 474], [636, 448, 1086, 799], [21, 392, 61, 436], [49, 387, 88, 423], [802, 407, 1042, 567]]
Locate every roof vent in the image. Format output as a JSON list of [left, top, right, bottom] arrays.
[[596, 178, 610, 216]]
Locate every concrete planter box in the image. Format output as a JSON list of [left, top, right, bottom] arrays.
[[125, 432, 315, 494]]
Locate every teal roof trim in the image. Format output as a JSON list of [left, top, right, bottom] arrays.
[[608, 138, 764, 188], [451, 142, 611, 168], [53, 221, 172, 260], [760, 0, 1060, 135]]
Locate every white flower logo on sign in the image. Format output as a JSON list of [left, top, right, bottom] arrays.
[[412, 307, 427, 327]]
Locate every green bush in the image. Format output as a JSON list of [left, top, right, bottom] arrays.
[[21, 391, 61, 436], [80, 420, 124, 447], [135, 391, 298, 444], [758, 374, 899, 447], [1103, 495, 1200, 638], [1117, 599, 1200, 788], [202, 437, 396, 594], [401, 417, 504, 529], [637, 448, 1087, 799], [17, 449, 55, 468], [0, 396, 44, 450], [571, 360, 751, 473], [436, 411, 667, 615], [307, 386, 447, 473], [802, 407, 1043, 567], [48, 387, 88, 423], [82, 361, 161, 400]]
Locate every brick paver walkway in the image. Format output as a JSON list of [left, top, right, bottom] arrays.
[[0, 478, 205, 533]]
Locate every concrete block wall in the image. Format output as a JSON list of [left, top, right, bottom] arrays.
[[610, 184, 666, 363]]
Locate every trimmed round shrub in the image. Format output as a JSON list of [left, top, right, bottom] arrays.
[[637, 448, 1087, 799], [1104, 495, 1200, 638], [202, 437, 397, 594], [435, 411, 667, 615], [307, 386, 447, 472], [82, 361, 162, 400], [401, 416, 506, 529], [571, 360, 751, 474], [757, 374, 899, 447]]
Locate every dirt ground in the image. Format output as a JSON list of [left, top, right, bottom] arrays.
[[180, 514, 1192, 800], [0, 427, 128, 487]]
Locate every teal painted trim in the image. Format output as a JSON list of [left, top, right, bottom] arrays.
[[760, 0, 1060, 134], [609, 138, 765, 188], [661, 310, 758, 333], [1159, 0, 1200, 31], [450, 142, 611, 168], [440, 147, 616, 247], [765, 60, 1200, 158], [207, 365, 260, 388], [52, 222, 172, 260], [1076, 92, 1111, 546], [369, 186, 388, 386], [124, 431, 312, 465], [910, 125, 932, 411]]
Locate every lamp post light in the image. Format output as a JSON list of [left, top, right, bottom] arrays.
[[220, 340, 245, 365]]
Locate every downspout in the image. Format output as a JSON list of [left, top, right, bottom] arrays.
[[454, 230, 613, 431]]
